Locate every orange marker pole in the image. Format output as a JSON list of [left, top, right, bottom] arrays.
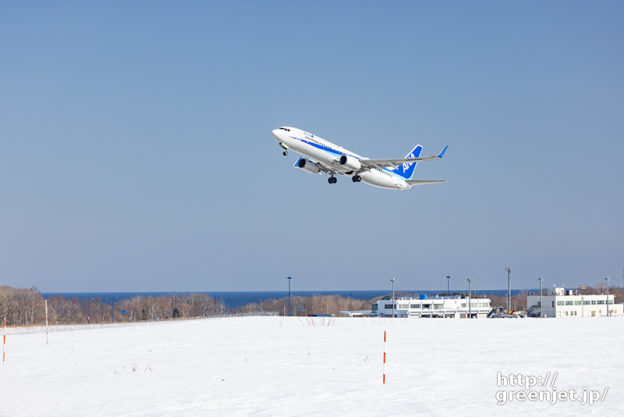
[[2, 317, 6, 364], [382, 330, 387, 384], [45, 300, 49, 345]]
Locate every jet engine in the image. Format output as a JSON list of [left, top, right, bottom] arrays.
[[296, 158, 321, 174], [339, 155, 361, 172]]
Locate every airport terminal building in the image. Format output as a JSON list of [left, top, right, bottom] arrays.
[[373, 295, 491, 318], [527, 287, 623, 318]]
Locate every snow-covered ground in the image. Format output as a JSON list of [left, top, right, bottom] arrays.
[[1, 316, 622, 417]]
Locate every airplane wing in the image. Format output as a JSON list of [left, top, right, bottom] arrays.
[[359, 145, 448, 170], [317, 163, 334, 174]]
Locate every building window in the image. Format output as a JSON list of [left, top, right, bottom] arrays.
[[557, 301, 564, 306], [574, 301, 581, 305], [385, 304, 394, 309], [552, 301, 555, 307], [565, 301, 573, 305]]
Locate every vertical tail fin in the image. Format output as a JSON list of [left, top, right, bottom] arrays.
[[391, 144, 422, 180]]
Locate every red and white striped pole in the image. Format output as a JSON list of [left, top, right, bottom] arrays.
[[45, 300, 49, 345], [2, 317, 6, 364], [382, 330, 387, 384]]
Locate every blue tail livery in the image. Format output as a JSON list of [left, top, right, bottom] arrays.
[[391, 145, 423, 180]]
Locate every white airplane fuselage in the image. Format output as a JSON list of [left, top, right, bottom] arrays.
[[272, 127, 410, 190]]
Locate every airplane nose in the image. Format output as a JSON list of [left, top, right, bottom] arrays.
[[272, 129, 281, 140]]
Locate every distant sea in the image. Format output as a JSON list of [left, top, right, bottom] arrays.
[[43, 289, 532, 309]]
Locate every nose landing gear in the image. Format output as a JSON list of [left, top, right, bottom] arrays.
[[282, 150, 288, 156]]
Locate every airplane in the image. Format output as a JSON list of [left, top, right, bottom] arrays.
[[271, 126, 448, 190]]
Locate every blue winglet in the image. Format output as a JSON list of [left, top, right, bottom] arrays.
[[438, 145, 448, 158]]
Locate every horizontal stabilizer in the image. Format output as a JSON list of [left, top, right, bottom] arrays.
[[406, 180, 447, 187]]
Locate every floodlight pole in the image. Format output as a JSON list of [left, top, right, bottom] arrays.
[[287, 276, 292, 317], [467, 278, 472, 318], [605, 276, 610, 317], [390, 278, 397, 318], [538, 277, 544, 318], [446, 275, 451, 294], [506, 266, 511, 313]]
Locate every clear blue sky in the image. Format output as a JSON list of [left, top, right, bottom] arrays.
[[1, 1, 623, 292]]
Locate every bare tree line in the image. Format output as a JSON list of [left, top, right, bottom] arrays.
[[235, 294, 373, 316], [0, 286, 43, 326], [0, 286, 225, 326]]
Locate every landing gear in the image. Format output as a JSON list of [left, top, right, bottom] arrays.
[[282, 150, 288, 156], [328, 176, 337, 184], [352, 175, 362, 183]]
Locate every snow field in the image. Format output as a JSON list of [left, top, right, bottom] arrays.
[[1, 316, 622, 417]]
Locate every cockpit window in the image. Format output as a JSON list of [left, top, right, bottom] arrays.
[[279, 127, 291, 132]]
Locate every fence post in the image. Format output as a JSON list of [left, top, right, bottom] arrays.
[[2, 317, 6, 364], [382, 330, 387, 384]]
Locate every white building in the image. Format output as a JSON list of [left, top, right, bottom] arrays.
[[527, 287, 623, 318], [374, 295, 491, 318]]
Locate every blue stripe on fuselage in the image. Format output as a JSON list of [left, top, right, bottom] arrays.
[[291, 136, 350, 158]]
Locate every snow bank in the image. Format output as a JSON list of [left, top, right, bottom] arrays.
[[1, 316, 622, 416]]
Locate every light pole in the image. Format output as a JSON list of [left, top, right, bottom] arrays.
[[446, 275, 451, 295], [506, 266, 511, 314], [390, 278, 397, 318], [538, 277, 544, 318], [287, 276, 292, 317], [605, 276, 610, 317], [467, 278, 472, 318]]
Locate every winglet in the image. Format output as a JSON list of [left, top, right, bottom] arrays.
[[438, 145, 448, 158]]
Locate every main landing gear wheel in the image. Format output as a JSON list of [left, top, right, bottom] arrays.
[[352, 175, 362, 183], [328, 176, 337, 184]]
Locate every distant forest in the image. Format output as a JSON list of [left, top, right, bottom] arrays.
[[0, 285, 620, 326]]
